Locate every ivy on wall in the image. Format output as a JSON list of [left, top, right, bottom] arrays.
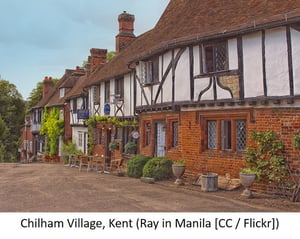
[[40, 107, 64, 156]]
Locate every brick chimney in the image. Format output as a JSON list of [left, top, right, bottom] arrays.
[[116, 11, 135, 53], [42, 76, 54, 98], [89, 48, 107, 72]]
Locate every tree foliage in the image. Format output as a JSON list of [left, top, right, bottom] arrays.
[[0, 80, 25, 162]]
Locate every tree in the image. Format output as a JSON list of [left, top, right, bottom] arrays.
[[0, 80, 26, 162], [0, 116, 9, 162]]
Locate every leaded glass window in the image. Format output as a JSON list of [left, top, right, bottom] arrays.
[[236, 120, 247, 152], [202, 41, 228, 73], [172, 122, 178, 148], [207, 120, 217, 150]]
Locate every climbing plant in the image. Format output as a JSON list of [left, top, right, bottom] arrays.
[[40, 107, 64, 156], [245, 130, 287, 183], [86, 115, 138, 127]]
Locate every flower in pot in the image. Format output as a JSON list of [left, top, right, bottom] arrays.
[[172, 159, 186, 185], [124, 141, 137, 155], [240, 168, 257, 198]]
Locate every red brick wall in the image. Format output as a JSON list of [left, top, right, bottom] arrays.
[[138, 107, 300, 184], [179, 108, 300, 181]]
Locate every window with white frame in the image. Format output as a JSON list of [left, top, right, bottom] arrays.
[[60, 88, 65, 98], [78, 132, 83, 147]]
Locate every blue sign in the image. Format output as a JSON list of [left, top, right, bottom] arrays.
[[77, 109, 89, 119], [104, 104, 111, 115]]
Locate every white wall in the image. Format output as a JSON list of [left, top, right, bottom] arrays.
[[292, 28, 300, 95], [265, 27, 289, 96], [175, 48, 190, 102], [72, 126, 88, 154], [243, 32, 264, 98]]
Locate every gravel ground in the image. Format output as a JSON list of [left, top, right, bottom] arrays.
[[0, 163, 299, 212]]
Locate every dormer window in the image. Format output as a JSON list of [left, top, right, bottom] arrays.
[[60, 88, 65, 98], [202, 41, 228, 74], [140, 56, 159, 85]]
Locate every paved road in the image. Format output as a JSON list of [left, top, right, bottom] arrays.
[[0, 163, 298, 212]]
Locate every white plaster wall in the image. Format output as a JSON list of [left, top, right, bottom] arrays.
[[162, 51, 173, 103], [100, 82, 105, 115], [194, 77, 214, 101], [265, 27, 289, 96], [121, 73, 134, 116], [292, 28, 300, 95], [193, 45, 201, 76], [217, 84, 232, 99], [228, 38, 238, 70], [243, 32, 264, 98], [72, 126, 88, 154], [175, 48, 190, 102]]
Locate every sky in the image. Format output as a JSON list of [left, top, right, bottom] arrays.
[[0, 0, 170, 100]]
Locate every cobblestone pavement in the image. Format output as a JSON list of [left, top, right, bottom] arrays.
[[0, 163, 299, 212]]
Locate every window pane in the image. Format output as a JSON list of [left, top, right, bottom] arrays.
[[236, 120, 247, 152], [172, 122, 178, 147], [207, 120, 217, 149], [221, 120, 231, 150], [204, 46, 214, 73], [105, 81, 110, 103], [215, 43, 227, 71]]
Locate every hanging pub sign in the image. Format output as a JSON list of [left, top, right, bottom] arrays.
[[104, 104, 111, 115], [77, 109, 89, 119]]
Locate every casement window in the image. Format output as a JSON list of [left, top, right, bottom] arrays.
[[78, 132, 83, 147], [171, 121, 179, 148], [93, 86, 100, 104], [71, 99, 77, 111], [140, 56, 159, 85], [202, 41, 228, 74], [115, 77, 124, 100], [104, 81, 110, 103], [206, 118, 247, 152], [145, 122, 151, 146]]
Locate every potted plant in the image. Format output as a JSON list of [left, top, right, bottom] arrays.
[[172, 159, 186, 185], [109, 141, 119, 152], [239, 168, 257, 198], [124, 141, 137, 154]]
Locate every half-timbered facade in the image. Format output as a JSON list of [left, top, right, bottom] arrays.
[[85, 11, 138, 163], [131, 0, 300, 179]]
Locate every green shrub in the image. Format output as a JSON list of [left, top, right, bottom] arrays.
[[126, 155, 151, 178], [142, 157, 173, 181]]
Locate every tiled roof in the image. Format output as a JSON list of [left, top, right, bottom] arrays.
[[86, 0, 300, 86]]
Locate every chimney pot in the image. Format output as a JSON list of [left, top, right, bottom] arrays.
[[116, 11, 135, 53]]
